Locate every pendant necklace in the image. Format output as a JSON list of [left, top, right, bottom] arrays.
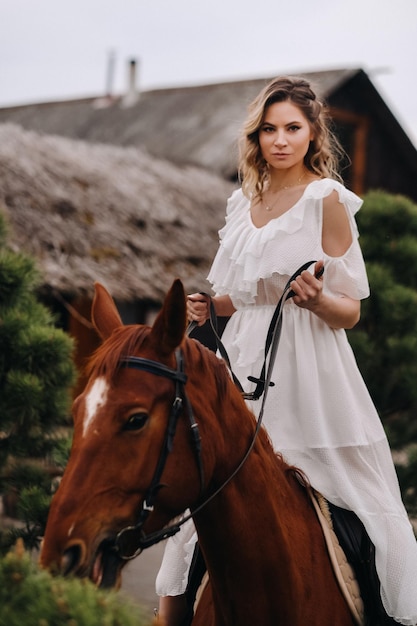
[[263, 173, 306, 212]]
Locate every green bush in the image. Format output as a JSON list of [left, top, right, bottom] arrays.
[[0, 541, 150, 626], [349, 190, 417, 519], [349, 191, 417, 444], [0, 207, 76, 553]]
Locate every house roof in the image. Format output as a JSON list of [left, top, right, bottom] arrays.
[[0, 68, 363, 180], [1, 67, 416, 194], [0, 123, 235, 301]]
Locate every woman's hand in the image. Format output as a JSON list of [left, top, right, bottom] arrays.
[[290, 260, 324, 309], [187, 294, 211, 326], [290, 260, 360, 329]]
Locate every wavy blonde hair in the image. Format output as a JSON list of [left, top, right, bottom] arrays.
[[238, 76, 344, 198]]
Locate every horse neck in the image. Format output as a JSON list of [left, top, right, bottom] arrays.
[[192, 442, 320, 623], [195, 437, 310, 559]]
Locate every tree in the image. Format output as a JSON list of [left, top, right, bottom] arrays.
[[348, 190, 417, 515], [0, 207, 76, 552]]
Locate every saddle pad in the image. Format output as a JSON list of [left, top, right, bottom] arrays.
[[310, 489, 365, 626]]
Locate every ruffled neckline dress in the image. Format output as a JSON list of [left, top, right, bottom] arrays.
[[156, 179, 417, 624], [205, 178, 417, 624]]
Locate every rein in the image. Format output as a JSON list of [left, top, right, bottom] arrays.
[[188, 260, 323, 400], [114, 261, 322, 560]]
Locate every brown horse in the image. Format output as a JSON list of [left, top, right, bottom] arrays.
[[40, 280, 356, 626]]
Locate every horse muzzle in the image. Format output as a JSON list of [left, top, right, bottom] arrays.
[[41, 535, 125, 589]]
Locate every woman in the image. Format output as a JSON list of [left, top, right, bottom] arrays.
[[157, 76, 417, 625]]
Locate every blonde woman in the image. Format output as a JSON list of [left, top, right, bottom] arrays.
[[158, 77, 417, 626]]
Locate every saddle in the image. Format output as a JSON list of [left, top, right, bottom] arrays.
[[181, 495, 399, 626], [326, 500, 398, 626]]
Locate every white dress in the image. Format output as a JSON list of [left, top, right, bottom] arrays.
[[156, 179, 417, 625]]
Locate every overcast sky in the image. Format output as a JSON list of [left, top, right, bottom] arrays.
[[2, 0, 417, 146]]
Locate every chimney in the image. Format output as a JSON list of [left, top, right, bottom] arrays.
[[121, 58, 140, 108], [92, 49, 117, 109], [105, 49, 116, 98]]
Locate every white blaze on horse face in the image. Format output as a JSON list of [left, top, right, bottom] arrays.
[[83, 377, 109, 437]]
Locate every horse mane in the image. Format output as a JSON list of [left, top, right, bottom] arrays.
[[182, 337, 230, 401], [85, 325, 151, 379]]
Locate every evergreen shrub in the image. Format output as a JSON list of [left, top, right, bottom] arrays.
[[0, 208, 76, 553], [0, 541, 150, 626], [349, 191, 417, 516]]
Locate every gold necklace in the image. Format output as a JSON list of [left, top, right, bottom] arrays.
[[262, 173, 306, 212]]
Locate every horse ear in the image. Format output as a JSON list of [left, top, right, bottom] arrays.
[[150, 279, 187, 355], [91, 282, 123, 340]]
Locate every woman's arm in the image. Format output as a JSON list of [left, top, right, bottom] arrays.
[[291, 267, 360, 329], [290, 191, 360, 330]]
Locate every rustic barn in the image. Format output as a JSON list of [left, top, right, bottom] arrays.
[[0, 123, 234, 390], [0, 68, 416, 201]]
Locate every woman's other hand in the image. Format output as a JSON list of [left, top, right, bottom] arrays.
[[187, 294, 210, 326]]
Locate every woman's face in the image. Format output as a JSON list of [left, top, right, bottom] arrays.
[[258, 100, 314, 172]]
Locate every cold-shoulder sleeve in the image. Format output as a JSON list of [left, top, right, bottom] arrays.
[[317, 180, 370, 301]]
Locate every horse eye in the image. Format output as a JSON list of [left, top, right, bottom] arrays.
[[124, 412, 148, 431]]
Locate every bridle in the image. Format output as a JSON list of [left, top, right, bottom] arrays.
[[114, 350, 203, 559], [114, 260, 322, 560]]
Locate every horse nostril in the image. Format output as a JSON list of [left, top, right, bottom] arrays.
[[61, 544, 82, 575]]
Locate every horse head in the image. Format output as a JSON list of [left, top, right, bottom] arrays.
[[40, 279, 245, 588]]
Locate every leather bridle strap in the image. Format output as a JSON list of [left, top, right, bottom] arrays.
[[120, 355, 188, 385], [114, 349, 204, 559]]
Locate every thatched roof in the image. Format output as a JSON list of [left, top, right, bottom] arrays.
[[0, 123, 235, 301]]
